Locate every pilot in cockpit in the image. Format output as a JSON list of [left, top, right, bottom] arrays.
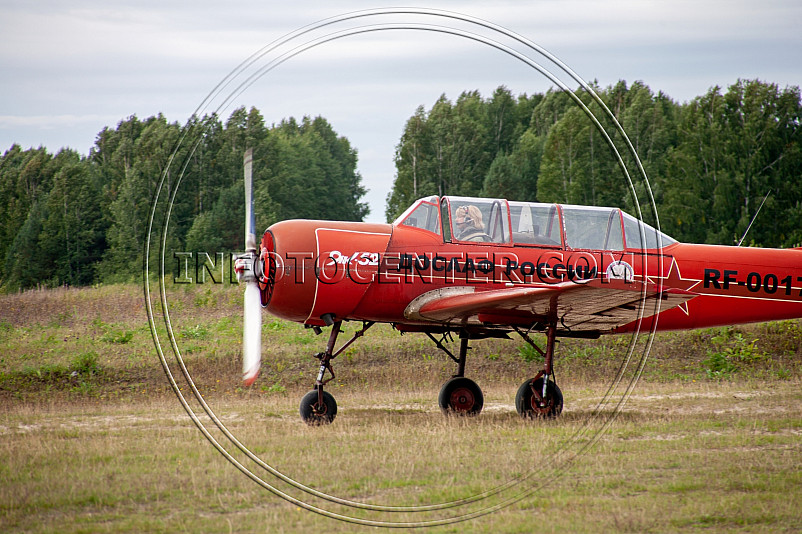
[[454, 205, 489, 242]]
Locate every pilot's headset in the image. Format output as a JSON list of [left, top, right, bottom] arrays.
[[461, 205, 483, 229]]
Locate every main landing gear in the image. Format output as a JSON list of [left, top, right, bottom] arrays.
[[427, 330, 484, 416], [298, 318, 564, 424], [513, 321, 563, 418], [426, 323, 563, 419]]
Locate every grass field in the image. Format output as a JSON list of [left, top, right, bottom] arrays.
[[1, 284, 801, 532]]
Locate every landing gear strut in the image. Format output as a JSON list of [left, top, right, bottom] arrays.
[[429, 330, 484, 415], [514, 320, 563, 418], [299, 317, 373, 425]]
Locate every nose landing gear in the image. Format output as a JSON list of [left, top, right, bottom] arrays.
[[298, 318, 373, 425], [299, 388, 338, 425]]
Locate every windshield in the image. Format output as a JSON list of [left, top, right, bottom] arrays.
[[397, 196, 441, 235], [622, 212, 676, 249]]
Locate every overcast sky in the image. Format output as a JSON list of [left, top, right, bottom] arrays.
[[2, 1, 800, 222]]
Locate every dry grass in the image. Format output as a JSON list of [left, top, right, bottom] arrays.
[[1, 284, 801, 532], [1, 383, 800, 533]]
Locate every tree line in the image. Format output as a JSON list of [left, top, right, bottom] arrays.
[[3, 79, 799, 292], [0, 107, 368, 291], [387, 79, 802, 248]]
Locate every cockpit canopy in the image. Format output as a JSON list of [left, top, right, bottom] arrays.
[[394, 195, 676, 250]]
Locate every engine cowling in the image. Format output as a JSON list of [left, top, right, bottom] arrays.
[[260, 220, 392, 325]]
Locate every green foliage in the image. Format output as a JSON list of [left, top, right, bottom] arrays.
[[3, 199, 50, 290], [193, 287, 218, 308], [703, 350, 738, 378], [388, 79, 802, 249], [100, 328, 134, 344], [41, 150, 107, 286], [93, 317, 135, 344], [387, 87, 540, 220], [70, 351, 100, 375], [257, 116, 368, 224], [703, 328, 768, 379], [261, 382, 286, 394], [180, 324, 209, 340], [0, 146, 54, 266], [100, 114, 184, 280], [265, 319, 288, 331], [0, 107, 369, 291], [518, 343, 543, 363], [185, 181, 244, 252]]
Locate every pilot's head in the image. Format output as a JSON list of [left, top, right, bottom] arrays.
[[455, 205, 483, 231]]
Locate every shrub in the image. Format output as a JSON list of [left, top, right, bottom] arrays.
[[71, 351, 100, 375], [703, 329, 767, 379]]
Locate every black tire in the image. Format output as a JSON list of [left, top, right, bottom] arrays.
[[299, 389, 337, 425], [515, 377, 563, 418], [438, 377, 484, 416]]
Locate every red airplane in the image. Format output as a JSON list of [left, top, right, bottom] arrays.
[[235, 151, 802, 424]]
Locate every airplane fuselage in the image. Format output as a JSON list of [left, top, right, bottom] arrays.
[[244, 194, 802, 421], [259, 218, 802, 334]]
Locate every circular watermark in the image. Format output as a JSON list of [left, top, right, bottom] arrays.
[[144, 8, 666, 528]]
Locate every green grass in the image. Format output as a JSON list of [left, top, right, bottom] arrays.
[[1, 284, 801, 532]]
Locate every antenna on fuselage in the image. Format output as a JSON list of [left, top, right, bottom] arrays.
[[737, 189, 771, 247]]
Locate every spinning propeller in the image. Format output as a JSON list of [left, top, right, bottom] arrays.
[[238, 148, 261, 386]]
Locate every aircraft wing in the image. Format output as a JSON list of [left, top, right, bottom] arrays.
[[404, 279, 695, 332]]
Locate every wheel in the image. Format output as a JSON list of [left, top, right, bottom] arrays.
[[438, 377, 484, 416], [299, 389, 337, 425], [515, 377, 563, 418]]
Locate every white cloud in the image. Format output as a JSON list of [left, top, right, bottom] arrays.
[[0, 114, 122, 130], [1, 1, 800, 220]]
